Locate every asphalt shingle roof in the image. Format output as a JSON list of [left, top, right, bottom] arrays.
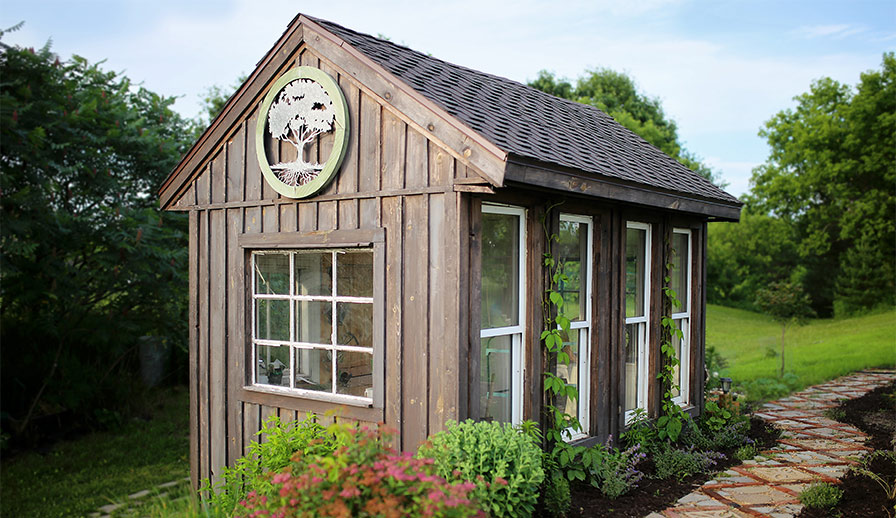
[[311, 16, 740, 205]]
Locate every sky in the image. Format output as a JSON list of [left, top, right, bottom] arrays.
[[2, 0, 894, 197]]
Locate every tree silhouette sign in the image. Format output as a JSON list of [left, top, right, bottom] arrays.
[[255, 67, 349, 198]]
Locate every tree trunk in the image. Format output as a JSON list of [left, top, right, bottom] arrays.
[[779, 322, 786, 379]]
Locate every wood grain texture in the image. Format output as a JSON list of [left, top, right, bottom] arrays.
[[382, 196, 403, 448], [226, 208, 245, 466], [209, 210, 227, 480], [197, 210, 210, 482], [402, 195, 428, 450], [381, 111, 406, 190], [188, 211, 199, 488]]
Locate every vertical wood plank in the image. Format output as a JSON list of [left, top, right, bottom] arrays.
[[405, 127, 428, 189], [226, 125, 245, 203], [455, 193, 471, 420], [245, 107, 263, 203], [427, 193, 458, 434], [468, 198, 482, 420], [337, 73, 360, 228], [402, 195, 428, 450], [298, 202, 318, 232], [262, 205, 279, 234], [188, 210, 199, 489], [197, 210, 210, 482], [526, 204, 546, 427], [359, 94, 381, 194], [613, 211, 626, 437], [243, 403, 260, 455], [318, 201, 337, 231], [280, 203, 298, 233], [226, 208, 244, 467], [196, 165, 211, 206], [696, 222, 708, 413], [429, 147, 454, 188], [593, 212, 611, 441], [318, 59, 338, 197], [381, 111, 406, 190], [209, 210, 227, 480], [382, 196, 403, 448], [211, 149, 226, 204]]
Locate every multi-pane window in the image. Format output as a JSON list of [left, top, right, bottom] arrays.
[[480, 204, 526, 425], [555, 214, 592, 439], [251, 249, 374, 404], [624, 222, 651, 420], [669, 229, 692, 405]]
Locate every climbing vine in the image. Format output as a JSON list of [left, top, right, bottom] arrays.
[[656, 240, 686, 442]]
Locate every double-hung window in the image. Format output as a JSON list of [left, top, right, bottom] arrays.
[[479, 204, 526, 425], [624, 222, 651, 421], [251, 249, 375, 405], [556, 214, 593, 439], [669, 229, 692, 405]]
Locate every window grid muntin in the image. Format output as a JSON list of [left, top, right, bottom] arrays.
[[670, 228, 692, 405], [480, 203, 526, 425], [251, 249, 374, 402], [624, 221, 651, 422], [559, 214, 592, 440]]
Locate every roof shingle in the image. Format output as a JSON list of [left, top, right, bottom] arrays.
[[310, 16, 740, 206]]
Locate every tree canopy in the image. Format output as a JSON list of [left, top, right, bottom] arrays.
[[529, 68, 724, 186], [0, 42, 195, 436]]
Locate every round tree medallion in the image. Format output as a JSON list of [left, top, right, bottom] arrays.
[[255, 66, 349, 198]]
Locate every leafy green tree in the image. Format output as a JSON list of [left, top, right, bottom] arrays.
[[199, 73, 247, 125], [0, 42, 194, 437], [754, 282, 815, 378], [747, 53, 895, 316], [529, 69, 725, 186]]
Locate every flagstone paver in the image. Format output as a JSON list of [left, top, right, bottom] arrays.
[[649, 369, 895, 518]]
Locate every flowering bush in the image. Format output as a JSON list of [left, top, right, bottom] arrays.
[[585, 436, 647, 499], [417, 420, 545, 518], [237, 423, 483, 518], [653, 444, 725, 481]]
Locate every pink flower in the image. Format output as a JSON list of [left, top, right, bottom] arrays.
[[339, 486, 361, 498], [494, 477, 508, 486]]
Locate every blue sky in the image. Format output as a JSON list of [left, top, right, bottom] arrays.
[[3, 0, 894, 197]]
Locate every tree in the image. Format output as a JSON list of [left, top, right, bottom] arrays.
[[529, 69, 726, 187], [0, 42, 194, 437], [266, 78, 336, 186], [754, 282, 814, 378], [747, 53, 895, 316]]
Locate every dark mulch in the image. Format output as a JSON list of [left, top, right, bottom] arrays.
[[563, 416, 781, 518], [799, 379, 896, 518]]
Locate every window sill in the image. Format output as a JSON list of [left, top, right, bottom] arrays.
[[240, 386, 384, 423]]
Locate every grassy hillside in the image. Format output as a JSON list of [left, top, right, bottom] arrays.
[[706, 304, 896, 397]]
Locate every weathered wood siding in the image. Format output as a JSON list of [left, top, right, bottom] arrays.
[[181, 44, 474, 487]]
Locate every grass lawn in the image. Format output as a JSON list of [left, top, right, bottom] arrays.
[[706, 304, 896, 395], [0, 386, 191, 518]]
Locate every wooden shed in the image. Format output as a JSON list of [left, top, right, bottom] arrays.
[[158, 14, 742, 487]]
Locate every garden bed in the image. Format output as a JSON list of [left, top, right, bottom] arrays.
[[798, 380, 896, 518], [564, 416, 781, 518]]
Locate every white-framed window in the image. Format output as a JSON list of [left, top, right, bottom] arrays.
[[556, 214, 593, 440], [669, 228, 692, 406], [624, 222, 651, 422], [251, 249, 375, 406], [480, 204, 526, 425]]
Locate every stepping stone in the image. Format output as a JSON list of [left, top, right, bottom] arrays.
[[128, 489, 151, 499], [743, 465, 817, 483], [158, 480, 183, 489], [98, 503, 123, 513], [714, 485, 796, 506]]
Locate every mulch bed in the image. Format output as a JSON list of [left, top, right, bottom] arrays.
[[798, 379, 896, 518], [562, 416, 781, 518]]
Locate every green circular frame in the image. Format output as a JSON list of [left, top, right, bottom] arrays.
[[255, 67, 349, 199]]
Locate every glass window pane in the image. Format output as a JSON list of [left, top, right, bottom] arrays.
[[481, 334, 513, 423], [554, 329, 582, 423], [255, 254, 290, 295], [256, 344, 290, 387], [294, 348, 332, 393], [295, 301, 332, 344], [671, 232, 689, 310], [671, 320, 683, 398], [558, 219, 587, 321], [336, 351, 373, 398], [624, 323, 639, 412], [625, 227, 647, 319], [337, 302, 372, 347], [256, 299, 290, 341], [337, 251, 373, 298], [481, 212, 520, 329], [294, 252, 332, 296]]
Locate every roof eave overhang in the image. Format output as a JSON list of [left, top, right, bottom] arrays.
[[504, 157, 743, 222]]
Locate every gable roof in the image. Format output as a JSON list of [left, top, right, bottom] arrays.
[[308, 16, 740, 208]]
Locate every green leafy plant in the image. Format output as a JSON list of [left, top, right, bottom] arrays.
[[201, 414, 339, 515], [755, 282, 815, 378], [240, 422, 482, 518], [653, 444, 725, 481], [799, 482, 843, 509], [851, 450, 896, 501], [702, 400, 733, 433], [621, 408, 657, 451], [417, 419, 545, 518], [585, 438, 646, 499], [735, 444, 759, 461]]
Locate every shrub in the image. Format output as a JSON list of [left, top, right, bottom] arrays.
[[540, 470, 570, 518], [741, 372, 801, 403], [238, 423, 482, 518], [799, 482, 843, 509], [201, 414, 339, 515], [585, 438, 646, 499], [621, 408, 657, 451], [653, 444, 725, 481], [417, 420, 545, 518]]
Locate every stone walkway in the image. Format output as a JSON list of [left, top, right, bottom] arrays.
[[87, 477, 190, 518], [648, 370, 896, 518]]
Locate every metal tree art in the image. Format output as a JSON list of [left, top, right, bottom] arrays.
[[266, 78, 335, 186]]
